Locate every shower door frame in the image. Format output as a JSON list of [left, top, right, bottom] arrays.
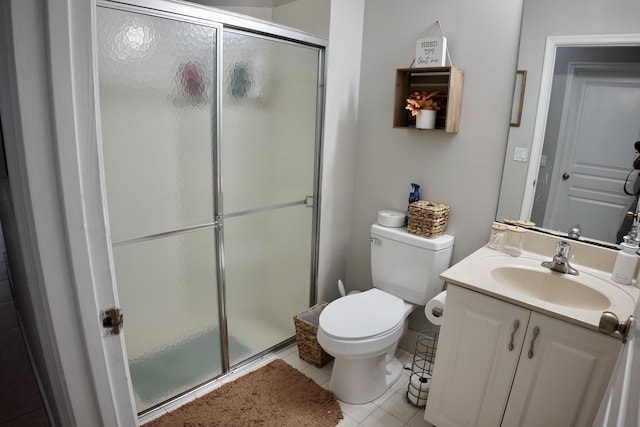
[[96, 0, 326, 412]]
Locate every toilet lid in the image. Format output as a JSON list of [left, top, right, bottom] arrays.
[[319, 289, 405, 340]]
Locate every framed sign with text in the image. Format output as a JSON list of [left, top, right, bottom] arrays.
[[415, 37, 447, 67]]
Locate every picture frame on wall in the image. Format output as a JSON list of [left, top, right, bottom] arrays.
[[510, 70, 527, 127]]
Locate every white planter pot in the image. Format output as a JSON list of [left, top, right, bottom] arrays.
[[415, 109, 437, 129]]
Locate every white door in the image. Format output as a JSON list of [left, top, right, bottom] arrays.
[[544, 64, 640, 242], [425, 285, 530, 427], [502, 312, 621, 427]]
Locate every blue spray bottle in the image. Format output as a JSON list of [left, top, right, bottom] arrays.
[[405, 183, 421, 226]]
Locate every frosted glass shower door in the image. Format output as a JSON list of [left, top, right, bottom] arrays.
[[221, 31, 320, 364], [97, 7, 220, 412]]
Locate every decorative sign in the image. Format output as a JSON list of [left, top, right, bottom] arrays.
[[415, 37, 447, 67]]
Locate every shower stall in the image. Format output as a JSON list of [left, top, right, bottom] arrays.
[[96, 1, 324, 413]]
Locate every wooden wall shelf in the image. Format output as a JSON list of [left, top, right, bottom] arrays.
[[393, 66, 463, 133]]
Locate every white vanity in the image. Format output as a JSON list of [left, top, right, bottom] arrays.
[[424, 227, 640, 427]]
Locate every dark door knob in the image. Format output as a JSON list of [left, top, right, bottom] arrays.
[[562, 173, 570, 180]]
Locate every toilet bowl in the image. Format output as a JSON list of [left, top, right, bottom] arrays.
[[317, 288, 416, 404], [317, 224, 454, 404]]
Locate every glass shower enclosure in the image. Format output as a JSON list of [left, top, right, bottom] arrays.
[[96, 1, 323, 413]]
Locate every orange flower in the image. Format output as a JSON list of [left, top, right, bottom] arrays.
[[405, 90, 443, 116]]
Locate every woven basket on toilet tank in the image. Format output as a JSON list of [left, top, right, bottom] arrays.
[[407, 200, 449, 239]]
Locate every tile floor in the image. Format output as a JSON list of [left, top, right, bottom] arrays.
[[275, 345, 435, 427], [142, 344, 435, 427], [0, 241, 51, 426]]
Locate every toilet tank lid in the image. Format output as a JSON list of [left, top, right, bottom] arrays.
[[371, 224, 454, 250]]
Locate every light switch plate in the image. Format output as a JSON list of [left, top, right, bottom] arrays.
[[514, 146, 528, 162]]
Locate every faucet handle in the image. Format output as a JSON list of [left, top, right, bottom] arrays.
[[567, 224, 581, 240], [556, 240, 570, 257]]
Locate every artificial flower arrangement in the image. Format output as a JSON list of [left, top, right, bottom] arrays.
[[405, 90, 443, 116]]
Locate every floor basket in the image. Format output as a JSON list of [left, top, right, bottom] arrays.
[[407, 201, 449, 239], [293, 302, 333, 367]]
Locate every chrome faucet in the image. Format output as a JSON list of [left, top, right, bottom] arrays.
[[542, 240, 579, 275]]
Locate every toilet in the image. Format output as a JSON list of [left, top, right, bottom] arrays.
[[317, 224, 454, 404]]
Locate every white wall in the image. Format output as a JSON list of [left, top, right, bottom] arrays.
[[498, 0, 640, 220], [273, 0, 330, 37], [191, 0, 331, 37], [346, 0, 523, 331], [316, 0, 365, 302]]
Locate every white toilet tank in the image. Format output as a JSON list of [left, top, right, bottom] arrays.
[[370, 224, 454, 305]]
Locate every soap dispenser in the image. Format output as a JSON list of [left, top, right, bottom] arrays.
[[404, 183, 421, 226], [612, 235, 639, 285]]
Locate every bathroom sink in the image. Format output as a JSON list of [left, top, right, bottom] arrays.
[[490, 265, 610, 310], [440, 233, 640, 332]]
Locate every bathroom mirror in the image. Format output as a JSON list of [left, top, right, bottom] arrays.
[[496, 0, 640, 246]]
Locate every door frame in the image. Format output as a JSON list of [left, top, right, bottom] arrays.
[[0, 0, 138, 425], [47, 0, 139, 424], [520, 34, 640, 220]]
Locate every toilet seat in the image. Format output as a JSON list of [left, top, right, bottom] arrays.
[[319, 289, 405, 340]]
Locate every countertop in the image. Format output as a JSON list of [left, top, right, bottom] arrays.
[[440, 242, 640, 337]]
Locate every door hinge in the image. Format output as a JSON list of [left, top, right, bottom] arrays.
[[101, 307, 123, 336]]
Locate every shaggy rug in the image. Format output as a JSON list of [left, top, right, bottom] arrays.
[[145, 359, 343, 427]]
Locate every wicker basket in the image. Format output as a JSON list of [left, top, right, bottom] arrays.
[[407, 200, 450, 239], [293, 302, 333, 367]]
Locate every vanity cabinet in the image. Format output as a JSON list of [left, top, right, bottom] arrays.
[[425, 285, 622, 427]]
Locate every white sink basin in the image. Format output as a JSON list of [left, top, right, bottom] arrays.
[[439, 234, 640, 331], [490, 265, 611, 310]]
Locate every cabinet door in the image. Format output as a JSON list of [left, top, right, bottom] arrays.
[[502, 312, 622, 427], [425, 285, 530, 427]]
